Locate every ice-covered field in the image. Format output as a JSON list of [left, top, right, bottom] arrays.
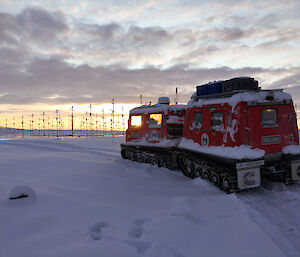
[[0, 136, 300, 257]]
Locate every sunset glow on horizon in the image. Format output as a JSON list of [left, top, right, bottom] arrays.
[[0, 103, 141, 131], [0, 0, 299, 129]]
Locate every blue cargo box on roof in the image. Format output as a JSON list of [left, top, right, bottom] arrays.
[[207, 81, 222, 94], [196, 84, 208, 96], [196, 81, 223, 96]]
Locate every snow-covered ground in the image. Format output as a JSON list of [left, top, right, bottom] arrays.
[[0, 136, 300, 257]]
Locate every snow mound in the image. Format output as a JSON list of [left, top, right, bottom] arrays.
[[179, 138, 265, 159], [9, 185, 37, 200], [124, 138, 181, 148], [282, 145, 300, 155]]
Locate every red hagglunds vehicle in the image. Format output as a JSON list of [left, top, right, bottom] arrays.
[[121, 96, 186, 168], [121, 77, 300, 192]]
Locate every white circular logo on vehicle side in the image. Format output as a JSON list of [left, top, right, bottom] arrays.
[[201, 133, 209, 146], [150, 130, 158, 140]]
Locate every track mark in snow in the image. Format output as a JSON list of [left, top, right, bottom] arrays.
[[169, 197, 203, 224], [89, 221, 110, 240], [170, 212, 202, 223], [239, 185, 300, 257]]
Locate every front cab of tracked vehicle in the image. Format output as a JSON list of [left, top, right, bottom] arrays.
[[125, 97, 185, 143], [121, 97, 186, 167]]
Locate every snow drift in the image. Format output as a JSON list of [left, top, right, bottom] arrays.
[[0, 136, 299, 257]]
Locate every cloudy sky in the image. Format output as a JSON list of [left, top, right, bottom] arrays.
[[0, 0, 299, 119]]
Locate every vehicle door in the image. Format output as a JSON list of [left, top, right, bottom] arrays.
[[146, 113, 164, 142], [189, 109, 210, 146], [247, 104, 293, 153], [209, 109, 227, 146]]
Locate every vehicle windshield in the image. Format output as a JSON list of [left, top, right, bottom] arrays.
[[148, 114, 162, 127]]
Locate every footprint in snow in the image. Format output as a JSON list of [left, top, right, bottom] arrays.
[[89, 221, 110, 240], [89, 218, 153, 255], [125, 218, 154, 254], [128, 218, 151, 238], [128, 225, 144, 238]]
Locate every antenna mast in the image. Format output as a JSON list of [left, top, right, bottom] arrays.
[[22, 115, 24, 138], [43, 112, 45, 136], [112, 98, 115, 136], [56, 110, 58, 137], [90, 104, 92, 135], [71, 106, 74, 137]]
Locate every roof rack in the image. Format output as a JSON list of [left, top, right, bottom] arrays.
[[191, 89, 283, 101]]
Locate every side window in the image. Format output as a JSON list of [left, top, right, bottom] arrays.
[[261, 109, 278, 127], [130, 115, 142, 127], [148, 114, 162, 128], [211, 111, 223, 131], [192, 112, 203, 129]]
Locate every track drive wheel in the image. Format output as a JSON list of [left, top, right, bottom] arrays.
[[201, 169, 210, 180], [137, 157, 144, 163], [211, 173, 219, 186], [221, 177, 231, 193], [151, 159, 158, 166], [121, 149, 127, 159], [177, 154, 186, 171], [195, 167, 202, 178], [129, 152, 137, 161], [183, 159, 196, 179]]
